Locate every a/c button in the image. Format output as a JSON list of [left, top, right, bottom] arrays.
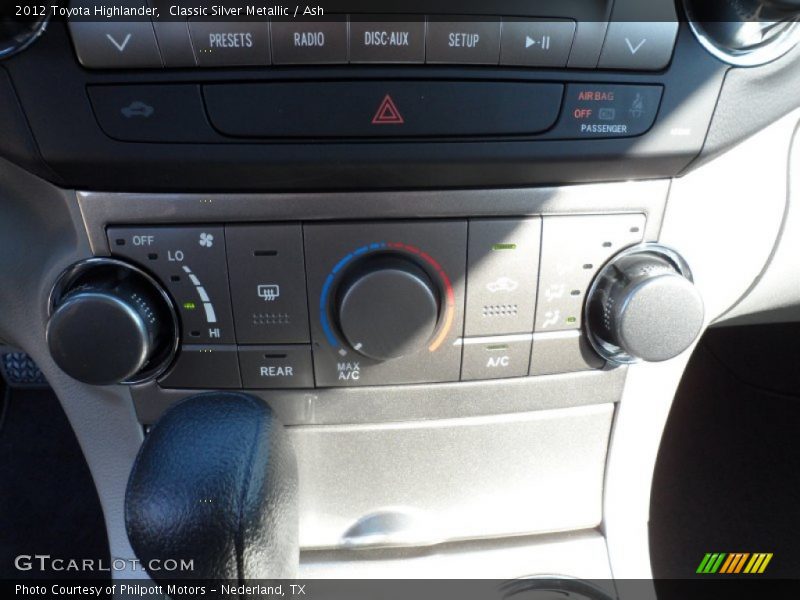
[[461, 336, 532, 381], [239, 346, 315, 389]]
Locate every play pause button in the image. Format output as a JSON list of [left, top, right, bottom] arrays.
[[500, 19, 576, 67], [526, 35, 551, 50]]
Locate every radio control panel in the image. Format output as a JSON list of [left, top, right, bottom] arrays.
[[106, 213, 647, 390], [68, 14, 678, 72]]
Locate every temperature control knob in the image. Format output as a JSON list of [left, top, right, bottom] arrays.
[[585, 244, 704, 364], [47, 259, 178, 386], [335, 255, 440, 361]]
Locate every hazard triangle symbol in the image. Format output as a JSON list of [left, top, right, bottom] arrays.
[[371, 94, 405, 125]]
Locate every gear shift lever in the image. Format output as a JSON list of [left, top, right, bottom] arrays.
[[125, 392, 298, 580]]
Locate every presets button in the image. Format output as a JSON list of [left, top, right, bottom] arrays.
[[189, 21, 271, 66]]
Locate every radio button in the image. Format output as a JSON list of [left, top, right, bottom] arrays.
[[225, 224, 310, 345], [499, 19, 576, 68], [426, 18, 501, 64], [271, 19, 348, 64], [464, 218, 540, 337], [349, 18, 426, 63], [238, 346, 314, 389], [189, 20, 271, 66]]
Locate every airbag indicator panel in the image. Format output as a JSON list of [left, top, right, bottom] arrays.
[[553, 84, 663, 138]]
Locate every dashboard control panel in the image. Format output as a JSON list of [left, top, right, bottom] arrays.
[[68, 15, 679, 71], [87, 81, 663, 142], [99, 214, 652, 390]]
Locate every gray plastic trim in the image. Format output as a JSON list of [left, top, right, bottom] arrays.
[[76, 180, 669, 255], [291, 404, 614, 549], [132, 367, 627, 426], [300, 529, 614, 580]]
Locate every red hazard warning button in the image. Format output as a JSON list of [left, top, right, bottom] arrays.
[[203, 81, 564, 138], [372, 94, 405, 125]]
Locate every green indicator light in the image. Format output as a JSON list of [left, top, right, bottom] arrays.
[[492, 243, 517, 251], [486, 345, 509, 352], [566, 316, 577, 324], [183, 302, 197, 311]]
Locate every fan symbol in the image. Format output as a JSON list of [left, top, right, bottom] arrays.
[[199, 232, 214, 248]]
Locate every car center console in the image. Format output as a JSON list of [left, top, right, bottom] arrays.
[[2, 0, 800, 587], [0, 0, 728, 191]]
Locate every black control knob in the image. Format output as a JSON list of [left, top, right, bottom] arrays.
[[686, 0, 800, 65], [47, 259, 178, 386], [0, 15, 48, 60], [586, 244, 704, 364], [335, 255, 440, 361]]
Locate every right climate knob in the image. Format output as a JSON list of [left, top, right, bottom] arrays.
[[585, 244, 704, 365]]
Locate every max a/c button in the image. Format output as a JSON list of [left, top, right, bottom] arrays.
[[239, 346, 314, 389]]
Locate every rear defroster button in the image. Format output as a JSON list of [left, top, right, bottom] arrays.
[[552, 84, 663, 139]]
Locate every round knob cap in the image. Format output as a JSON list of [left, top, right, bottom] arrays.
[[47, 259, 178, 385], [335, 256, 440, 361], [586, 245, 704, 364]]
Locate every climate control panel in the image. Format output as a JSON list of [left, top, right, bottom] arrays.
[[90, 214, 658, 390]]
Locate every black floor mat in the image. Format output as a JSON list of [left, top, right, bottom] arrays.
[[0, 386, 110, 579], [650, 326, 800, 580]]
